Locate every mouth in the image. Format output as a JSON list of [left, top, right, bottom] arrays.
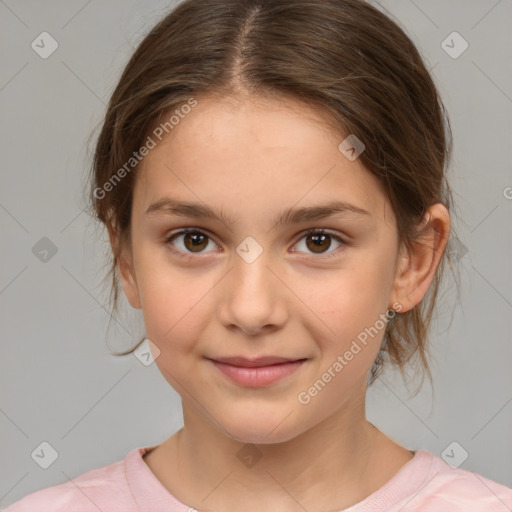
[[206, 356, 308, 387]]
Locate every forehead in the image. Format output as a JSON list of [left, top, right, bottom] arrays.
[[135, 94, 393, 226]]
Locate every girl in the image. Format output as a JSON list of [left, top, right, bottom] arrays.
[[5, 0, 511, 510]]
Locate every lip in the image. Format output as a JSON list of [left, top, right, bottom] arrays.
[[207, 356, 308, 387], [210, 356, 303, 367]]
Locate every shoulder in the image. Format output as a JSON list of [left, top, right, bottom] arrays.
[[2, 450, 139, 512], [401, 449, 512, 512]]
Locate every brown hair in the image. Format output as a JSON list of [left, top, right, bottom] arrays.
[[87, 0, 460, 394]]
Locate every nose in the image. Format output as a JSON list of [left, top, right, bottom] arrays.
[[217, 250, 288, 336]]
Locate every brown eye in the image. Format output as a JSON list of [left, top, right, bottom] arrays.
[[183, 232, 209, 252], [165, 229, 217, 256], [306, 232, 332, 253], [293, 229, 345, 258]]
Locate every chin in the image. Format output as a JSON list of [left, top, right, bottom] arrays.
[[227, 428, 299, 446], [217, 409, 305, 446]]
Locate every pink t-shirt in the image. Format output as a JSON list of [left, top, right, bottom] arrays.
[[3, 446, 511, 511]]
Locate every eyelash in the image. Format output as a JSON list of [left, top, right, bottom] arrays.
[[163, 227, 347, 261]]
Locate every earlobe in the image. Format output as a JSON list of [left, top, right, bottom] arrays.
[[390, 204, 450, 313], [107, 223, 142, 310]]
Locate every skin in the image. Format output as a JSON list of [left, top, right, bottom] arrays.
[[109, 93, 450, 512]]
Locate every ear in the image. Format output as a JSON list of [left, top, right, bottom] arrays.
[[106, 222, 142, 310], [389, 203, 450, 313]]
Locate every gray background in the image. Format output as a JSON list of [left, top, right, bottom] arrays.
[[1, 0, 511, 508]]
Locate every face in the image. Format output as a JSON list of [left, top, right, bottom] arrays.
[[116, 94, 416, 444]]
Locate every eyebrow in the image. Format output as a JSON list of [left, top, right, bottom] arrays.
[[145, 197, 371, 229]]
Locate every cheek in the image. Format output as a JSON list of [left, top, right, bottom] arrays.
[[141, 285, 210, 350], [303, 261, 391, 360], [141, 284, 210, 385], [134, 248, 216, 350]]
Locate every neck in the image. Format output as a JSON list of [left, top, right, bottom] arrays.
[[155, 394, 396, 511]]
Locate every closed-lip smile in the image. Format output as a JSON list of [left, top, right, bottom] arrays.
[[206, 356, 308, 386], [208, 356, 306, 367]]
